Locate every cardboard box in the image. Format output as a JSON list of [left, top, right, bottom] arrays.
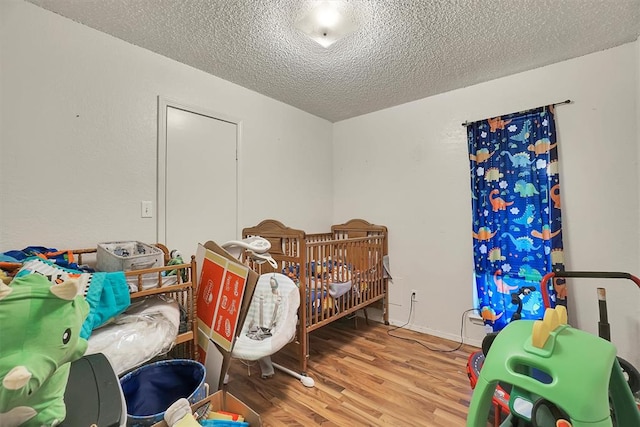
[[152, 390, 262, 427], [195, 241, 259, 392]]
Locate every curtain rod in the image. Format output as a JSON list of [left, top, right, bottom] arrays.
[[461, 99, 572, 127]]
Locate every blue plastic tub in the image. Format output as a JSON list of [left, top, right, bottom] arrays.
[[120, 359, 207, 427]]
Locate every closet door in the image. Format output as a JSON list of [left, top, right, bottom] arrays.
[[159, 100, 238, 258]]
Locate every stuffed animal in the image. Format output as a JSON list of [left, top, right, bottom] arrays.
[[0, 274, 89, 427], [166, 250, 187, 282]]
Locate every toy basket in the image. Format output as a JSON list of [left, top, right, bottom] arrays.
[[120, 359, 207, 427], [97, 241, 163, 272]]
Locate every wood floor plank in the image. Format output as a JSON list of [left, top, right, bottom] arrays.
[[225, 318, 484, 426]]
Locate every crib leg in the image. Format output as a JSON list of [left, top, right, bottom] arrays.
[[383, 291, 390, 325], [299, 331, 309, 373], [363, 308, 369, 325]]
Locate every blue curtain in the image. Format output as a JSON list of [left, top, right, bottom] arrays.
[[467, 106, 565, 331]]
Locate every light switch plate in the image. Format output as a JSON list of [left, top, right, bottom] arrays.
[[141, 201, 153, 218]]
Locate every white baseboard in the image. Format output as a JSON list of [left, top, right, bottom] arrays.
[[354, 307, 484, 348], [387, 318, 483, 348]]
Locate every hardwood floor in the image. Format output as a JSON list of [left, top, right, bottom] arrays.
[[225, 317, 481, 426]]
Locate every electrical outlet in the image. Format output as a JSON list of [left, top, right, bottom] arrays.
[[411, 289, 418, 302]]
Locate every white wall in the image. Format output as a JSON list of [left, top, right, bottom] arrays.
[[0, 0, 334, 251], [333, 41, 640, 366]]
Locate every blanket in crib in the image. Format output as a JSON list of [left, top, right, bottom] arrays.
[[15, 257, 130, 339], [283, 261, 354, 299], [2, 246, 94, 272]]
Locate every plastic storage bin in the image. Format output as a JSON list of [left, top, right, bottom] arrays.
[[97, 241, 163, 272]]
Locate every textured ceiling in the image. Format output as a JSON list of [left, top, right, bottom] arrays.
[[27, 0, 640, 122]]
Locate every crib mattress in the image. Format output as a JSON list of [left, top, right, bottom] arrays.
[[86, 295, 180, 375]]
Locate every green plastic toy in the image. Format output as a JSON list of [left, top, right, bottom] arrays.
[[0, 274, 89, 426], [467, 306, 640, 427]]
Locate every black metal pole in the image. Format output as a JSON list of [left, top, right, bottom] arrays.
[[597, 287, 611, 342], [462, 99, 571, 127]]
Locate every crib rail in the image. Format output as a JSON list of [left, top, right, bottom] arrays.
[[303, 235, 386, 331], [124, 257, 197, 360]]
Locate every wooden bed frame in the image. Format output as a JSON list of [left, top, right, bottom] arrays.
[[71, 245, 198, 361], [242, 219, 389, 373]]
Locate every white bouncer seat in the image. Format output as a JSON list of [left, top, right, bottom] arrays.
[[232, 273, 314, 387], [233, 273, 298, 363]]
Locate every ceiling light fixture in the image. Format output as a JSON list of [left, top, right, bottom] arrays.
[[295, 1, 358, 48]]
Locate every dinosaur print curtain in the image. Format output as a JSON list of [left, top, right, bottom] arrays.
[[467, 105, 565, 331]]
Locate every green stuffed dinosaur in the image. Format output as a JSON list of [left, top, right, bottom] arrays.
[[0, 274, 89, 427]]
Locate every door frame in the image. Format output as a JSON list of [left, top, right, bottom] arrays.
[[157, 96, 242, 245]]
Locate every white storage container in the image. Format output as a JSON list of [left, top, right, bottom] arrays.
[[97, 241, 163, 272]]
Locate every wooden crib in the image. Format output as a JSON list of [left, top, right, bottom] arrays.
[[242, 219, 389, 373], [69, 246, 198, 362]]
